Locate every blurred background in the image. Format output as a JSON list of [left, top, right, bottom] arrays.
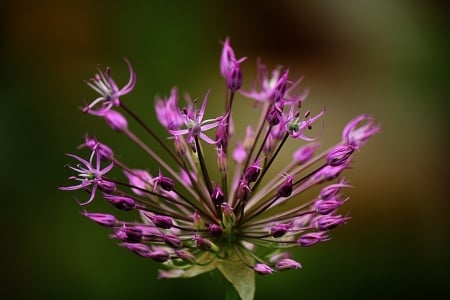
[[1, 0, 449, 299]]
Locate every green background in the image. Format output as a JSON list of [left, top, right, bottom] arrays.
[[2, 0, 448, 299]]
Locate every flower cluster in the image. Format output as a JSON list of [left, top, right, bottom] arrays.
[[60, 38, 379, 300]]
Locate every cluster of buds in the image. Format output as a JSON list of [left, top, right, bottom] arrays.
[[60, 38, 379, 299]]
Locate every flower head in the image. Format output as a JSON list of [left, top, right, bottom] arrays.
[[60, 38, 379, 300], [83, 58, 136, 116]]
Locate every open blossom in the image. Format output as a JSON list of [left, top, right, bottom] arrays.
[[60, 38, 379, 300]]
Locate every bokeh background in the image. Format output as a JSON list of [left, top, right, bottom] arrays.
[[2, 0, 449, 299]]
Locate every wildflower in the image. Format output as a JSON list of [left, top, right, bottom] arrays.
[[60, 38, 379, 300], [59, 151, 114, 205], [83, 58, 136, 116], [169, 90, 222, 144]]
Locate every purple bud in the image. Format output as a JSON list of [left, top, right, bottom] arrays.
[[267, 105, 283, 125], [217, 147, 228, 174], [253, 263, 274, 275], [211, 185, 225, 205], [83, 135, 113, 160], [220, 37, 235, 78], [313, 164, 349, 182], [298, 232, 330, 247], [319, 181, 352, 200], [148, 249, 170, 262], [221, 203, 236, 229], [226, 60, 243, 91], [175, 250, 196, 262], [270, 223, 291, 238], [270, 70, 288, 102], [237, 181, 251, 202], [98, 180, 116, 194], [293, 143, 320, 165], [327, 144, 355, 167], [104, 110, 128, 131], [121, 243, 151, 257], [315, 199, 344, 215], [275, 258, 302, 271], [83, 212, 116, 227], [244, 162, 261, 182], [277, 175, 293, 198], [162, 234, 183, 249], [208, 224, 223, 237], [194, 235, 218, 252], [114, 227, 143, 243], [104, 194, 135, 211], [343, 114, 380, 147], [154, 172, 174, 192], [148, 215, 173, 229], [315, 215, 350, 231]]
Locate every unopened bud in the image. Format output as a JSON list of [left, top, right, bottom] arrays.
[[221, 203, 236, 230], [275, 258, 302, 271], [277, 175, 293, 198], [253, 263, 274, 275], [104, 194, 135, 211], [83, 212, 116, 227], [270, 223, 291, 238], [104, 110, 128, 131]]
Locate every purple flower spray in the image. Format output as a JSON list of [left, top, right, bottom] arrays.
[[60, 37, 380, 300]]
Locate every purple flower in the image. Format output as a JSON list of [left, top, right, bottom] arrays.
[[60, 37, 379, 300], [169, 90, 222, 144], [154, 87, 184, 130], [83, 58, 136, 116], [59, 150, 114, 205]]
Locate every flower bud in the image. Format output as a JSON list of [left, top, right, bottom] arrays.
[[327, 144, 355, 167], [244, 162, 261, 183], [115, 227, 143, 243], [162, 234, 183, 249], [148, 214, 173, 229], [267, 105, 283, 126], [148, 249, 170, 262], [253, 263, 274, 275], [319, 181, 352, 200], [315, 215, 350, 231], [208, 223, 223, 237], [275, 258, 302, 271], [270, 70, 288, 102], [194, 235, 219, 252], [104, 194, 135, 211], [104, 110, 128, 131], [217, 147, 228, 174], [270, 223, 291, 238], [221, 203, 236, 230], [343, 114, 380, 147], [83, 135, 114, 160], [175, 250, 196, 262], [277, 176, 293, 198], [154, 172, 174, 192], [293, 143, 319, 165], [226, 60, 243, 92], [298, 232, 330, 247], [211, 185, 225, 206], [315, 199, 344, 215], [83, 212, 117, 227], [121, 243, 151, 257], [98, 179, 116, 194]]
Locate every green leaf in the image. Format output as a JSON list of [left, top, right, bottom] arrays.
[[217, 249, 255, 300], [159, 252, 218, 279]]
